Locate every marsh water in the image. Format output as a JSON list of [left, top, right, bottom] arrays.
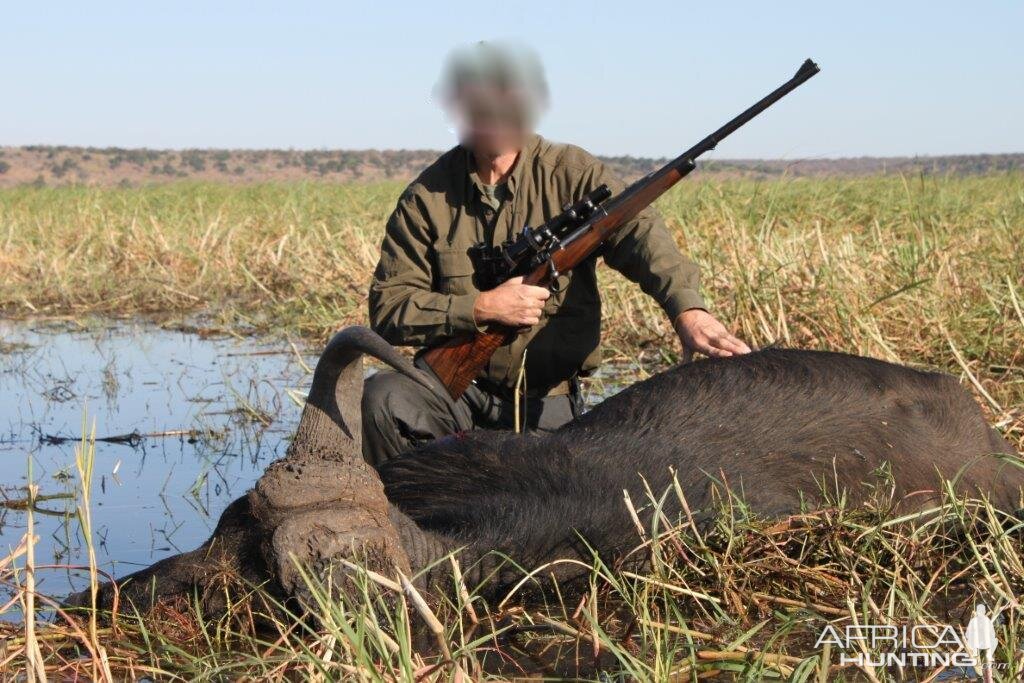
[[0, 318, 629, 609], [0, 319, 319, 607]]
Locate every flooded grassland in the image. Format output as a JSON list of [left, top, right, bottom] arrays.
[[1, 175, 1022, 679]]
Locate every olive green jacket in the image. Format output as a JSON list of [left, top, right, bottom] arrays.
[[369, 134, 705, 394]]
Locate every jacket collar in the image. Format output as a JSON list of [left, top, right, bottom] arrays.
[[463, 133, 541, 199]]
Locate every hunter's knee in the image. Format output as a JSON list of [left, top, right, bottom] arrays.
[[362, 371, 406, 428], [361, 371, 429, 467]]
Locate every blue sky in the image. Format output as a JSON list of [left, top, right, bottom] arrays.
[[3, 1, 1021, 158]]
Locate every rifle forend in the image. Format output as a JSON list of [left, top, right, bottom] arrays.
[[421, 59, 821, 400]]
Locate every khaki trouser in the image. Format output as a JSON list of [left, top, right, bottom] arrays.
[[361, 366, 581, 470]]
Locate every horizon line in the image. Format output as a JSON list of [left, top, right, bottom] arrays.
[[2, 144, 1022, 163]]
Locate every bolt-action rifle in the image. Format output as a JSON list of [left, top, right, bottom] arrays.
[[421, 59, 820, 399]]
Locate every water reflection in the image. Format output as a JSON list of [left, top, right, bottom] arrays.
[[0, 319, 315, 604]]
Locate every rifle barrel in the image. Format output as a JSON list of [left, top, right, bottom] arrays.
[[591, 59, 820, 231]]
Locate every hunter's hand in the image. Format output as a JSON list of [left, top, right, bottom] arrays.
[[674, 309, 751, 362], [474, 276, 551, 328]]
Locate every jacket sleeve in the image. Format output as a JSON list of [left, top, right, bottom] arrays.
[[368, 190, 481, 347], [577, 161, 707, 321]]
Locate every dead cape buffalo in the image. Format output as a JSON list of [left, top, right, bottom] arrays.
[[68, 326, 1023, 615]]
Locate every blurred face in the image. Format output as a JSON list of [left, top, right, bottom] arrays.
[[451, 84, 532, 157]]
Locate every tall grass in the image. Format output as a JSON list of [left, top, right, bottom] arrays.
[[0, 177, 1018, 343], [71, 417, 114, 680]]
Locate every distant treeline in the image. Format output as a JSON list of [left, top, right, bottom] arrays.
[[0, 145, 1020, 187]]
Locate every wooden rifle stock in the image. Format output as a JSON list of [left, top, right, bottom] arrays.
[[422, 59, 820, 399]]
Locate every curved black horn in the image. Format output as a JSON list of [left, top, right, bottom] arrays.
[[289, 325, 435, 462]]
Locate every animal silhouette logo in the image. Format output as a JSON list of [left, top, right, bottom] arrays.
[[964, 603, 998, 681]]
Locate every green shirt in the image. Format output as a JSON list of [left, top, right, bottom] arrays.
[[478, 182, 506, 212], [369, 134, 706, 394]]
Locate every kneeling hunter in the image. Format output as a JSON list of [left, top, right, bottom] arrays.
[[362, 42, 750, 468]]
